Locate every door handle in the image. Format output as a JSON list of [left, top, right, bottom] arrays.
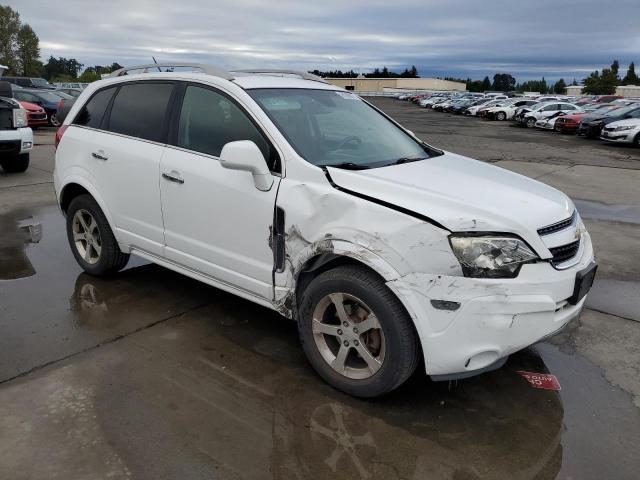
[[91, 151, 108, 161], [162, 172, 185, 184]]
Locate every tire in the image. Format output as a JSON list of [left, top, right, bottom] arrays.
[[526, 117, 536, 128], [496, 111, 506, 121], [49, 113, 60, 127], [635, 133, 640, 147], [298, 265, 419, 398], [0, 153, 29, 173], [66, 194, 129, 276]]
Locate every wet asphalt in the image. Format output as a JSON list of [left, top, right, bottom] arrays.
[[1, 110, 640, 479]]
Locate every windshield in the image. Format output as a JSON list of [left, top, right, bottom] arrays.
[[30, 91, 60, 103], [249, 89, 436, 169], [605, 105, 637, 117], [31, 78, 51, 87]]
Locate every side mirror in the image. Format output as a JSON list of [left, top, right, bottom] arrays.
[[219, 140, 273, 192]]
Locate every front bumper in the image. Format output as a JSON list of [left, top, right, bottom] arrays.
[[0, 127, 33, 154], [388, 231, 595, 378], [600, 130, 638, 143]]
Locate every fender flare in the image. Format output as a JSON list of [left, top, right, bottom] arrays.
[[58, 173, 117, 234]]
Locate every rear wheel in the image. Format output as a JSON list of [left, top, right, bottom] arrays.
[[298, 265, 419, 398], [0, 153, 29, 173], [66, 194, 129, 276]]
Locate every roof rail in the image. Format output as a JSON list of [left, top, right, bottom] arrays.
[[232, 69, 327, 84], [108, 63, 235, 80]]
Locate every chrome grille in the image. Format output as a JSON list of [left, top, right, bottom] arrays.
[[549, 240, 580, 265], [537, 211, 576, 236]]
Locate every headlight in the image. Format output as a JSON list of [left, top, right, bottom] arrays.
[[13, 108, 28, 128], [613, 125, 635, 131], [449, 235, 539, 278]]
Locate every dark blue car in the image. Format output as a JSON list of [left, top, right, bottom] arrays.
[[12, 88, 71, 126]]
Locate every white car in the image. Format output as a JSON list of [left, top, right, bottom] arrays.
[[518, 102, 582, 128], [0, 95, 32, 172], [486, 100, 538, 120], [600, 118, 640, 145], [535, 113, 567, 130], [466, 98, 505, 116], [54, 63, 596, 398]]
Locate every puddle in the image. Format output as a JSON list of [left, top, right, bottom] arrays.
[[574, 199, 640, 224], [0, 205, 214, 382], [1, 205, 639, 479]]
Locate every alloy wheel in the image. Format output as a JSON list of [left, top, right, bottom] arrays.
[[72, 209, 102, 265], [312, 293, 386, 380]]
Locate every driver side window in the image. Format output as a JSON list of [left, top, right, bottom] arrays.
[[176, 85, 280, 172]]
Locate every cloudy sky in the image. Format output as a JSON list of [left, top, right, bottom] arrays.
[[8, 0, 640, 82]]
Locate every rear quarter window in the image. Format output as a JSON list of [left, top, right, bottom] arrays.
[[73, 87, 116, 128], [106, 82, 174, 143]]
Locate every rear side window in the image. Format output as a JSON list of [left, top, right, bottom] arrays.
[[73, 87, 116, 128], [107, 83, 174, 142]]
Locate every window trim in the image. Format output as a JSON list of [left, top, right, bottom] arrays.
[[167, 81, 282, 174]]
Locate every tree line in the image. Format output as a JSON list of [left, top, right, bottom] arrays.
[[309, 66, 419, 78]]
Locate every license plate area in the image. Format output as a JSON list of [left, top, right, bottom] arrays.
[[568, 262, 597, 305]]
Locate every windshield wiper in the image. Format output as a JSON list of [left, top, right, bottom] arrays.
[[318, 162, 371, 170], [387, 156, 428, 166]]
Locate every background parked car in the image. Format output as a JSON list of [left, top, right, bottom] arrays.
[[487, 100, 538, 120], [600, 118, 640, 146], [578, 104, 640, 138], [12, 89, 65, 126], [2, 77, 55, 90], [55, 88, 83, 98], [516, 102, 581, 128], [17, 101, 48, 128]]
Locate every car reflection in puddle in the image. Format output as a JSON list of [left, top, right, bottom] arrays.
[[0, 213, 42, 280]]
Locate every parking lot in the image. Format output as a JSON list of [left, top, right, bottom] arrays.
[[1, 103, 640, 479]]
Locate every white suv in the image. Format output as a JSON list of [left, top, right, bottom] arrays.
[[54, 64, 597, 397]]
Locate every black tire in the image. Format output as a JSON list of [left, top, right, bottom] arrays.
[[525, 117, 536, 128], [0, 153, 29, 173], [298, 265, 419, 398], [634, 133, 640, 147], [66, 194, 129, 276], [496, 111, 506, 121]]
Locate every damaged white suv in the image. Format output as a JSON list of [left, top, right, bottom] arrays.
[[54, 64, 596, 397]]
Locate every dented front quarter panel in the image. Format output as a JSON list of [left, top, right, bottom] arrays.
[[272, 165, 461, 318]]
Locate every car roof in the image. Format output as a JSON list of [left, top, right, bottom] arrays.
[[81, 71, 342, 93]]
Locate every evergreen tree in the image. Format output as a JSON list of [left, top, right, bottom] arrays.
[[622, 62, 639, 85]]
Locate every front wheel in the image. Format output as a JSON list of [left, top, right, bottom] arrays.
[[526, 117, 536, 128], [496, 111, 506, 121], [0, 153, 29, 173], [298, 266, 419, 398], [66, 194, 130, 276], [49, 113, 60, 127]]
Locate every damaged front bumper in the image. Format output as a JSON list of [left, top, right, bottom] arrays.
[[387, 234, 595, 379]]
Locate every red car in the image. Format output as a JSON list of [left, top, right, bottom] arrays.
[[18, 100, 48, 128], [554, 112, 587, 134], [595, 95, 623, 103]]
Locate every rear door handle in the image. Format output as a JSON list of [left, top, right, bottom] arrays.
[[91, 151, 108, 161], [162, 172, 185, 184]]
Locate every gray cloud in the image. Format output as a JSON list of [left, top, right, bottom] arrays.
[[7, 0, 640, 81]]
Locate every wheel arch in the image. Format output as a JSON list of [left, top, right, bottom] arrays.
[[58, 178, 117, 238]]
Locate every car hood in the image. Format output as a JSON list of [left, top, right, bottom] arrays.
[[327, 152, 574, 256], [605, 118, 640, 128], [18, 101, 44, 112]]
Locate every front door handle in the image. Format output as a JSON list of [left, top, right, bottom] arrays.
[[91, 151, 108, 161], [162, 172, 185, 184]]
